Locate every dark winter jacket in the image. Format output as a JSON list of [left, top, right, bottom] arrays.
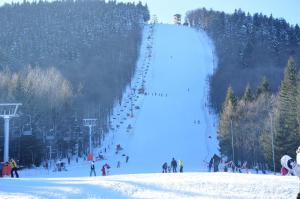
[[171, 159, 177, 168]]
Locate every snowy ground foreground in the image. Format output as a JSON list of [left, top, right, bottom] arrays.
[[100, 23, 219, 174], [0, 24, 298, 199], [1, 172, 299, 199]]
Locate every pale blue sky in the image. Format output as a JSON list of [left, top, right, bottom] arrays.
[[119, 0, 300, 25], [0, 0, 299, 25]]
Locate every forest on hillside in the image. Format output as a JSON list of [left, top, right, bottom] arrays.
[[0, 0, 149, 165], [187, 8, 300, 111], [217, 58, 300, 171]]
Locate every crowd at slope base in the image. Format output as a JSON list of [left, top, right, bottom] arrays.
[[207, 154, 270, 174]]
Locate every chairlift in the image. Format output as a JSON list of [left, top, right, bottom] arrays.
[[22, 123, 32, 136], [46, 129, 55, 140]]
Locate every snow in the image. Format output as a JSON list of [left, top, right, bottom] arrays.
[[100, 23, 219, 174], [0, 172, 299, 198], [1, 24, 297, 198]]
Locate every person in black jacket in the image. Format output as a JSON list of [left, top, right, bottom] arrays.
[[90, 161, 96, 176], [171, 158, 177, 173]]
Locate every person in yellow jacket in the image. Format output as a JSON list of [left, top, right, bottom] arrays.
[[178, 160, 183, 173], [10, 158, 19, 178]]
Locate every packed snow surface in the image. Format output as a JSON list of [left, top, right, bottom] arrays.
[[101, 23, 219, 174], [3, 24, 293, 199], [0, 172, 298, 199]]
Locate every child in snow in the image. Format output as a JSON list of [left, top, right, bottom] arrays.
[[162, 162, 168, 173]]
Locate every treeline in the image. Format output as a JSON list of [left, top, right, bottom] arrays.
[[0, 0, 149, 165], [186, 8, 300, 111], [218, 57, 300, 170]]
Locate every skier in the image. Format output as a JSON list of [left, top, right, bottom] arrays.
[[162, 162, 168, 173], [178, 160, 183, 173], [171, 158, 177, 173], [126, 156, 129, 163], [9, 158, 19, 178], [117, 161, 121, 168], [90, 161, 96, 176]]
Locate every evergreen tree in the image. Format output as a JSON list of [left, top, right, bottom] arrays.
[[256, 76, 270, 97], [243, 83, 253, 102], [218, 86, 236, 159], [275, 57, 298, 168]]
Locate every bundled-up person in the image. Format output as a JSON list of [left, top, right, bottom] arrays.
[[162, 162, 168, 173], [178, 160, 183, 173], [171, 158, 177, 173], [10, 158, 19, 178], [90, 161, 96, 176]]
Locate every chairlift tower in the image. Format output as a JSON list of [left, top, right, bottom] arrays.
[[0, 103, 22, 162], [83, 118, 97, 154]]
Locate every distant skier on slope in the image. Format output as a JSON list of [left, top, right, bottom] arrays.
[[90, 161, 96, 176], [171, 158, 177, 173]]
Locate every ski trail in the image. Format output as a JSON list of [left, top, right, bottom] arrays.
[[100, 24, 219, 174]]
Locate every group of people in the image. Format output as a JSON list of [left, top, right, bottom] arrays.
[[162, 158, 183, 173], [0, 158, 19, 178], [90, 160, 111, 176]]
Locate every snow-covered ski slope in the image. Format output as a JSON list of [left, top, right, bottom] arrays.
[[1, 172, 298, 198], [101, 24, 219, 173]]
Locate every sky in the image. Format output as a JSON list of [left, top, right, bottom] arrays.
[[0, 0, 299, 25], [118, 0, 300, 25]]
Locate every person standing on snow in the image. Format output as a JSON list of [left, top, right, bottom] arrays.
[[90, 161, 96, 176], [178, 160, 183, 173], [10, 158, 19, 178], [162, 162, 168, 173], [171, 158, 177, 173]]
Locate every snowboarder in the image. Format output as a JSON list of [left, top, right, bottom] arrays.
[[171, 158, 177, 173], [90, 161, 96, 176], [178, 160, 183, 173], [9, 158, 19, 178], [162, 162, 168, 173]]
